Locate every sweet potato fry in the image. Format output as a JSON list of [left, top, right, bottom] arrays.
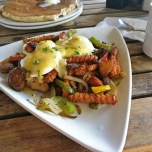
[[69, 93, 117, 105], [67, 55, 98, 63], [23, 32, 68, 43], [10, 54, 25, 62], [86, 64, 97, 71], [43, 69, 58, 83], [23, 35, 55, 43], [74, 62, 87, 76]]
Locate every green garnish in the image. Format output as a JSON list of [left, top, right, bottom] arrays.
[[65, 47, 69, 49], [37, 70, 40, 77], [54, 78, 75, 94], [42, 46, 50, 52], [51, 96, 77, 115], [75, 50, 80, 55], [52, 46, 60, 51], [89, 103, 98, 109], [89, 37, 113, 51], [67, 29, 77, 38], [33, 59, 40, 65]]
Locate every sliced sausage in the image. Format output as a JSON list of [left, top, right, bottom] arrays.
[[0, 58, 15, 73], [8, 67, 26, 91]]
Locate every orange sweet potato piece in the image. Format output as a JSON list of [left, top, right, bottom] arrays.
[[10, 54, 25, 62], [62, 79, 70, 97], [87, 75, 103, 86], [109, 47, 121, 77], [69, 93, 117, 105], [98, 60, 113, 78]]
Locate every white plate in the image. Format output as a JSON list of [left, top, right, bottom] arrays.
[[0, 0, 82, 27], [0, 27, 132, 152], [0, 6, 82, 30]]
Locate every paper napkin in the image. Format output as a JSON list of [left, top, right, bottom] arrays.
[[96, 17, 147, 42]]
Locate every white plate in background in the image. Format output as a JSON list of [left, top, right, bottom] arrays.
[[0, 27, 132, 152], [0, 5, 82, 30], [0, 0, 82, 27]]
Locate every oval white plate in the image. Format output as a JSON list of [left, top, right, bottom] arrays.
[[0, 27, 132, 152], [0, 0, 82, 27], [0, 5, 82, 30]]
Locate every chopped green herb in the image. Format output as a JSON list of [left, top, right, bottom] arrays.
[[70, 46, 80, 51], [50, 50, 53, 53], [37, 70, 40, 77], [52, 46, 60, 51], [43, 46, 50, 52], [63, 56, 69, 59], [74, 47, 77, 50], [75, 50, 80, 55], [65, 47, 69, 49], [33, 59, 40, 65]]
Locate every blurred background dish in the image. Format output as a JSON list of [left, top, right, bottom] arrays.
[[1, 0, 77, 22], [0, 5, 83, 30], [0, 0, 82, 27]]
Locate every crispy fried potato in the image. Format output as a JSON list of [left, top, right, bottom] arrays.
[[8, 67, 26, 91], [109, 60, 121, 78], [98, 60, 113, 78], [26, 77, 49, 92]]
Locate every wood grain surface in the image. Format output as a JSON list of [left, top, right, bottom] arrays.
[[0, 0, 152, 152]]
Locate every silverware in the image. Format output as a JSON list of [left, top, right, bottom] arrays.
[[118, 19, 145, 32]]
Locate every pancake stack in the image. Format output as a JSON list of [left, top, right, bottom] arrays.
[[1, 0, 78, 22]]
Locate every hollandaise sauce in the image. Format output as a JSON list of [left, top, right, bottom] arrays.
[[56, 36, 94, 58], [22, 40, 62, 78], [22, 35, 95, 81]]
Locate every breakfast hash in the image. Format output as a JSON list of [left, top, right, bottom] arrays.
[[0, 29, 126, 118]]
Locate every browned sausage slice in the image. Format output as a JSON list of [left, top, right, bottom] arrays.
[[0, 58, 15, 73], [8, 67, 26, 92]]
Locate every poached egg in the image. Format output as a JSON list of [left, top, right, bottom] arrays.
[[21, 35, 95, 81]]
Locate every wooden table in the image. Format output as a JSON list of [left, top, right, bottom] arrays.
[[0, 0, 152, 152]]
